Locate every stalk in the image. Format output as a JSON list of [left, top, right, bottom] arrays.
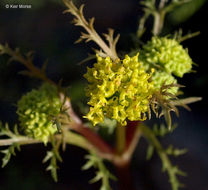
[[113, 121, 141, 190], [116, 123, 126, 154], [115, 160, 136, 190]]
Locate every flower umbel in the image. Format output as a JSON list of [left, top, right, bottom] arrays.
[[84, 54, 154, 126], [17, 83, 62, 144]]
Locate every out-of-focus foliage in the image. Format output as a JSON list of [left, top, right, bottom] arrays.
[[167, 0, 207, 25]]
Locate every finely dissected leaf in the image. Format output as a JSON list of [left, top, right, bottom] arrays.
[[82, 153, 116, 190], [46, 163, 58, 182], [1, 144, 21, 168], [63, 0, 119, 60], [149, 82, 201, 130], [89, 171, 103, 184], [0, 122, 24, 167], [141, 125, 187, 190], [166, 145, 187, 157], [153, 124, 176, 137], [82, 159, 94, 170], [42, 136, 62, 182], [138, 0, 191, 36], [0, 43, 49, 82], [42, 150, 59, 182], [172, 97, 202, 106], [146, 144, 154, 160], [42, 151, 53, 163], [173, 29, 200, 43]]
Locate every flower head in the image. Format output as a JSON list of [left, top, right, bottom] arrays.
[[140, 36, 193, 77], [84, 54, 154, 126], [17, 83, 62, 144]]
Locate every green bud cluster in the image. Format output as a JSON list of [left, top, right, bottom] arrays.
[[84, 54, 154, 126], [151, 71, 178, 94], [141, 36, 193, 77], [17, 83, 62, 144], [140, 37, 193, 94]]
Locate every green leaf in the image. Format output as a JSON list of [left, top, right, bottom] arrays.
[[42, 137, 62, 183], [168, 0, 206, 25], [42, 151, 53, 163], [141, 124, 186, 190], [153, 124, 176, 137], [82, 159, 94, 170], [146, 144, 154, 160], [89, 171, 103, 183], [82, 153, 116, 190], [42, 150, 59, 182], [166, 145, 187, 157], [1, 143, 21, 168], [0, 121, 22, 138]]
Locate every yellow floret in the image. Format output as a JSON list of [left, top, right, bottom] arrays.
[[84, 53, 154, 126]]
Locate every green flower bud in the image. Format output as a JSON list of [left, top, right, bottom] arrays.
[[84, 54, 154, 126], [17, 83, 62, 144], [151, 71, 178, 95], [141, 36, 193, 77]]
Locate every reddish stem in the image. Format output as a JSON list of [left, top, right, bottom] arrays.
[[114, 121, 140, 190], [126, 121, 140, 148], [72, 120, 140, 190], [71, 123, 114, 154], [115, 160, 136, 190]]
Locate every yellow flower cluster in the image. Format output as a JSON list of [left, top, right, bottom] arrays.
[[84, 54, 154, 126]]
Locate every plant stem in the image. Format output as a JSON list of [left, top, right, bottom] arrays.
[[71, 123, 114, 155], [61, 94, 115, 156], [113, 121, 141, 190], [116, 124, 126, 154], [62, 130, 94, 151], [159, 0, 167, 10], [153, 11, 165, 35], [115, 160, 136, 190], [0, 137, 41, 146]]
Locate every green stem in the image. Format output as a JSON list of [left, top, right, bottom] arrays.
[[0, 137, 41, 146], [116, 124, 126, 155], [70, 123, 114, 154], [63, 131, 94, 151], [153, 11, 165, 35]]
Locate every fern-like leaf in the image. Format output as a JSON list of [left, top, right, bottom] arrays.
[[42, 136, 62, 182], [82, 153, 116, 190], [1, 143, 21, 168]]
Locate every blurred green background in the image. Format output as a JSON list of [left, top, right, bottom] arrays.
[[0, 0, 207, 189]]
